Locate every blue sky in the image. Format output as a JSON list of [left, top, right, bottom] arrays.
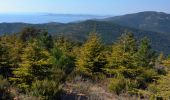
[[0, 0, 170, 15]]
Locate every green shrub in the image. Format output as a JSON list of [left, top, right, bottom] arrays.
[[136, 69, 158, 89], [30, 79, 61, 99], [141, 69, 158, 82], [92, 73, 106, 82], [147, 72, 170, 99], [0, 76, 13, 99], [108, 77, 126, 95]]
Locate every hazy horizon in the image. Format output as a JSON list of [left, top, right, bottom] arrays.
[[0, 0, 170, 23], [0, 13, 110, 24], [0, 11, 169, 24], [0, 10, 169, 16]]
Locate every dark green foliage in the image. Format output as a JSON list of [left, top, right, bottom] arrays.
[[0, 76, 13, 99], [134, 37, 156, 67], [37, 31, 54, 50], [50, 47, 75, 82], [0, 36, 11, 78], [0, 45, 10, 77], [19, 27, 41, 41], [0, 27, 169, 99], [52, 49, 74, 73]]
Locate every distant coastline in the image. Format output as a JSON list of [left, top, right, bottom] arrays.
[[0, 13, 110, 24]]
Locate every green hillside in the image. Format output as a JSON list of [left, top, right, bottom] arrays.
[[0, 20, 170, 55], [104, 11, 170, 34]]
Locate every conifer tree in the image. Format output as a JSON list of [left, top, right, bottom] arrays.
[[105, 32, 137, 76], [76, 33, 106, 76], [54, 36, 73, 54], [0, 41, 10, 78], [0, 34, 24, 82], [11, 39, 52, 89], [37, 31, 53, 50], [134, 37, 155, 67], [19, 27, 41, 42]]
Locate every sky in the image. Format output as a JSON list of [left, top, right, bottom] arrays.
[[0, 0, 170, 15]]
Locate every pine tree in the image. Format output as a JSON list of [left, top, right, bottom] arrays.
[[75, 33, 106, 76], [51, 46, 75, 75], [0, 41, 10, 78], [119, 31, 137, 54], [134, 37, 155, 67], [11, 39, 52, 89], [19, 27, 41, 42], [37, 31, 53, 50], [54, 36, 73, 54], [104, 32, 137, 76], [0, 34, 24, 82]]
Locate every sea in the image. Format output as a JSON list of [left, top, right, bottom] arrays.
[[0, 13, 109, 24]]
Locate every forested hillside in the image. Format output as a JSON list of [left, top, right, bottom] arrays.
[[0, 20, 170, 55], [104, 11, 170, 34], [0, 27, 170, 99]]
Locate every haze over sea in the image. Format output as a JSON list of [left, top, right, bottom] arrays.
[[0, 13, 109, 24]]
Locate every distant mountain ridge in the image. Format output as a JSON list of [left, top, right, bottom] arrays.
[[104, 11, 170, 33], [0, 11, 170, 54], [0, 20, 170, 55]]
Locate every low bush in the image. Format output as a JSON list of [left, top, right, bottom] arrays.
[[0, 76, 13, 99], [108, 77, 126, 95], [29, 79, 62, 99]]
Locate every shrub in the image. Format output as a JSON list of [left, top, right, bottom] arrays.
[[29, 79, 61, 99], [136, 69, 158, 89], [108, 77, 126, 95], [0, 76, 13, 99]]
